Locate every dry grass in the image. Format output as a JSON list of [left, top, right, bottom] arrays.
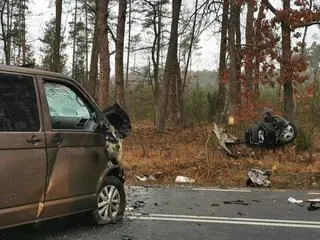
[[121, 121, 320, 190]]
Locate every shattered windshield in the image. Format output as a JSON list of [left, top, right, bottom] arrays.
[[44, 82, 90, 118]]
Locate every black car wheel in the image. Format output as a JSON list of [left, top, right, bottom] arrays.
[[92, 176, 126, 225], [279, 124, 297, 143]]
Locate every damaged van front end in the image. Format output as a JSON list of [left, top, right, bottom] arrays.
[[103, 102, 132, 182]]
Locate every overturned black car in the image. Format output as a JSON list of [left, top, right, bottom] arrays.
[[214, 108, 297, 157], [244, 108, 297, 149]]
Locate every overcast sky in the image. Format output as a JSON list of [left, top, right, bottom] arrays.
[[26, 0, 319, 73]]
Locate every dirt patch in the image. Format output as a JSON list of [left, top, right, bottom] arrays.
[[121, 122, 320, 190]]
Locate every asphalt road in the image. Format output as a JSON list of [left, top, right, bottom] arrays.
[[1, 185, 320, 240]]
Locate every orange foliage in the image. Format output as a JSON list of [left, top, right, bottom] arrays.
[[122, 122, 320, 189]]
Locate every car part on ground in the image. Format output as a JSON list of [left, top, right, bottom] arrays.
[[213, 123, 255, 157], [135, 171, 163, 182], [247, 168, 271, 187], [175, 176, 196, 183], [287, 197, 320, 211], [288, 197, 303, 204], [307, 199, 320, 211]]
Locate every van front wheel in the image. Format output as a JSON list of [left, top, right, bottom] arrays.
[[92, 176, 126, 225]]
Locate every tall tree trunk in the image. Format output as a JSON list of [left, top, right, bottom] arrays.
[[262, 0, 318, 119], [88, 0, 102, 98], [115, 0, 127, 107], [125, 0, 132, 90], [23, 0, 26, 64], [72, 0, 78, 79], [0, 0, 11, 65], [85, 0, 89, 85], [253, 3, 265, 98], [169, 0, 183, 126], [6, 0, 12, 65], [97, 0, 110, 110], [1, 1, 7, 64], [245, 0, 254, 98], [226, 0, 238, 117], [235, 2, 241, 105], [19, 6, 25, 64], [281, 0, 294, 120], [53, 0, 62, 72], [156, 0, 182, 132], [216, 0, 229, 122], [169, 63, 178, 124], [176, 59, 184, 125], [150, 1, 162, 126]]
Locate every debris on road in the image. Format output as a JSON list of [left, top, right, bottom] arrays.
[[125, 207, 135, 211], [210, 203, 220, 207], [288, 197, 303, 204], [247, 168, 271, 187], [175, 175, 196, 183], [237, 212, 246, 216], [125, 200, 146, 211], [223, 200, 251, 206], [135, 171, 163, 181], [133, 200, 145, 208], [121, 235, 134, 240], [287, 197, 320, 211], [307, 198, 320, 211]]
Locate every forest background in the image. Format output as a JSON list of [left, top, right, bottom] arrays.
[[1, 0, 320, 188]]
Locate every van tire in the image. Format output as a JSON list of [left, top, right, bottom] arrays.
[[91, 176, 126, 225]]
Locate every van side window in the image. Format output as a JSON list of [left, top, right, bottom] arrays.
[[0, 73, 40, 132], [44, 81, 95, 131]]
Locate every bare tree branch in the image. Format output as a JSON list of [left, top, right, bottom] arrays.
[[262, 0, 277, 15], [263, 0, 320, 30], [108, 24, 116, 43]]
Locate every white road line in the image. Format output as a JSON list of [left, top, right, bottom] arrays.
[[128, 213, 320, 225], [127, 215, 320, 229], [308, 192, 320, 195], [192, 188, 251, 193]]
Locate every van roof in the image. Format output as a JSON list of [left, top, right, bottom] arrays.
[[0, 65, 70, 79]]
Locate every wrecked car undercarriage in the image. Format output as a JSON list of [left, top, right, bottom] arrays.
[[213, 108, 298, 158]]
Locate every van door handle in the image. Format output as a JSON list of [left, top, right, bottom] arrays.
[[27, 135, 41, 145]]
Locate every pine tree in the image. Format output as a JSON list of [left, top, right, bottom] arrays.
[[40, 18, 67, 72], [0, 0, 34, 65]]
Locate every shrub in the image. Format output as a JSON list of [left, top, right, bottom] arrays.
[[295, 126, 312, 152]]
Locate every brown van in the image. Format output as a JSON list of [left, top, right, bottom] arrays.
[[0, 65, 129, 230]]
